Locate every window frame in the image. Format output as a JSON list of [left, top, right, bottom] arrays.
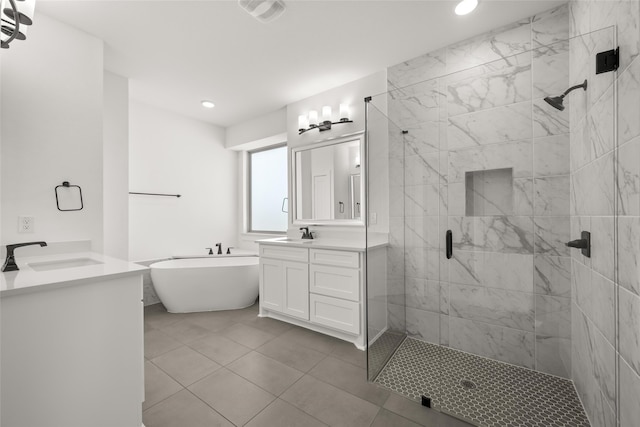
[[247, 143, 289, 234]]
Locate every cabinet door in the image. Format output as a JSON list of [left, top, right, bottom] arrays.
[[260, 258, 284, 312], [283, 261, 309, 320]]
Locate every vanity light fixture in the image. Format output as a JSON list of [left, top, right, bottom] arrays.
[[1, 0, 36, 49], [298, 103, 353, 135], [201, 100, 215, 108], [455, 0, 478, 16]]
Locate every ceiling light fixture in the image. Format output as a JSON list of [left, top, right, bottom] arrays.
[[201, 100, 215, 109], [298, 103, 352, 135], [238, 0, 286, 23], [1, 0, 36, 49], [455, 0, 478, 16]]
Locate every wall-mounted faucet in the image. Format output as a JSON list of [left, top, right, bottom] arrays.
[[300, 227, 313, 240], [2, 241, 48, 272], [215, 243, 222, 255]]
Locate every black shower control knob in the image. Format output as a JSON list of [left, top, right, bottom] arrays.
[[566, 231, 591, 258], [566, 239, 588, 249]]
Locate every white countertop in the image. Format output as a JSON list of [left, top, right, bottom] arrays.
[[1, 252, 148, 297], [256, 237, 388, 251]]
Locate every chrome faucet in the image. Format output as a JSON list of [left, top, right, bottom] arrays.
[[300, 227, 313, 239], [2, 241, 48, 272], [215, 243, 222, 255]]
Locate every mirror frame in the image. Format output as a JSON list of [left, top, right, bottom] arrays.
[[291, 132, 365, 226]]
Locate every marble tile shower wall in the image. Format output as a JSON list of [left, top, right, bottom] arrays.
[[569, 1, 640, 427], [385, 5, 574, 377]]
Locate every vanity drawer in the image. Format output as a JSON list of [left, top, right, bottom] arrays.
[[310, 249, 359, 268], [309, 264, 359, 301], [259, 245, 309, 262], [310, 294, 359, 335]]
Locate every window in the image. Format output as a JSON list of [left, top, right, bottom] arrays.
[[248, 145, 288, 233]]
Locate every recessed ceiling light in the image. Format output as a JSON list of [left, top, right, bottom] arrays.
[[455, 0, 478, 15], [201, 100, 215, 108]]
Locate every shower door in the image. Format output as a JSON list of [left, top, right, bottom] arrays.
[[365, 100, 408, 381], [365, 20, 619, 426]]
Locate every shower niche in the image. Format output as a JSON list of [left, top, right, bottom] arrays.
[[465, 168, 513, 216]]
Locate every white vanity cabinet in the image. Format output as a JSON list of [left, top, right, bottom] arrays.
[[259, 242, 365, 348], [0, 252, 146, 427]]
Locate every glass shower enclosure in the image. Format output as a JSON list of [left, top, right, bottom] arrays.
[[365, 21, 620, 427]]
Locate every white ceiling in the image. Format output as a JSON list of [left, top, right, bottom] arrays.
[[37, 0, 565, 127]]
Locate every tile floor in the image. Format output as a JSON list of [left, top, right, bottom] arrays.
[[143, 303, 473, 427]]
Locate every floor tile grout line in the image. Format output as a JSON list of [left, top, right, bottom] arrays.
[[183, 334, 253, 366], [182, 386, 238, 427], [183, 366, 277, 426], [276, 374, 336, 426], [300, 368, 386, 411], [148, 348, 224, 388], [242, 397, 330, 427], [141, 383, 185, 415], [225, 350, 308, 397]]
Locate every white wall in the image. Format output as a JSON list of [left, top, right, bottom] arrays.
[[225, 107, 286, 149], [103, 72, 129, 259], [129, 101, 237, 261], [1, 14, 104, 251]]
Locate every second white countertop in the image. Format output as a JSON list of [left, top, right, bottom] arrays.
[[257, 236, 387, 252]]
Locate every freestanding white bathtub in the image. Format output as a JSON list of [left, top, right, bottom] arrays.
[[150, 256, 259, 313]]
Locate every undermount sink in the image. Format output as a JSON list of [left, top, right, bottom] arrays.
[[28, 258, 104, 272], [277, 238, 314, 244]]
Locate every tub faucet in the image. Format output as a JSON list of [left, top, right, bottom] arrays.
[[300, 227, 313, 239], [2, 241, 48, 272], [215, 243, 222, 255], [226, 247, 233, 255], [206, 247, 214, 255]]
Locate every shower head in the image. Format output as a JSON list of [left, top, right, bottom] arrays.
[[544, 95, 566, 111], [544, 80, 588, 111]]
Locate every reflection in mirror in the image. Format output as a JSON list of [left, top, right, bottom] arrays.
[[294, 137, 362, 222], [350, 174, 361, 219]]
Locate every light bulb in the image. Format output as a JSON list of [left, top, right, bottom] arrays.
[[322, 106, 332, 123], [308, 110, 319, 127], [455, 0, 478, 16], [298, 114, 309, 131], [201, 100, 215, 108], [339, 103, 350, 121]]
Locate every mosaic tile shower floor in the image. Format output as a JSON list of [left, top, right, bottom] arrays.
[[374, 338, 590, 427], [367, 330, 406, 379]]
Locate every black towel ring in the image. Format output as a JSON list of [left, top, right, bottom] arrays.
[[55, 181, 84, 211]]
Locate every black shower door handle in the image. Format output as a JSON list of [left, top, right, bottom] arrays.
[[446, 230, 452, 259]]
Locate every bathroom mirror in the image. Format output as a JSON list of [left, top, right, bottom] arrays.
[[293, 134, 364, 224]]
